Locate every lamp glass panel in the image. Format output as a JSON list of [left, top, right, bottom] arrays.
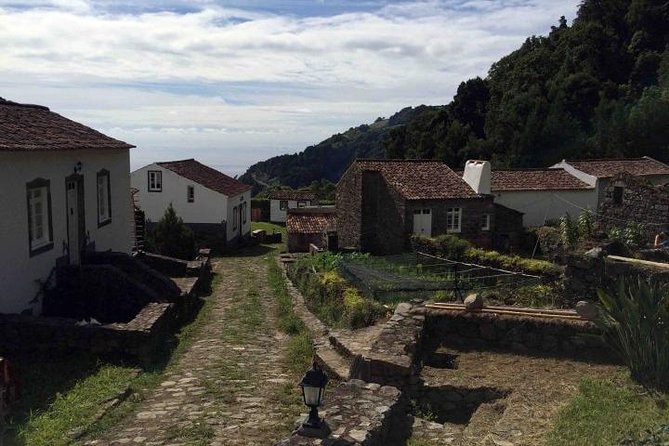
[[303, 386, 321, 406]]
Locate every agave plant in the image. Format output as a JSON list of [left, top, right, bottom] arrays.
[[595, 278, 669, 392]]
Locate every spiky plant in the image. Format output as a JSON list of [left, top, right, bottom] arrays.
[[595, 278, 669, 392]]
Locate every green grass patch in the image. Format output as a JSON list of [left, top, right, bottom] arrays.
[[546, 376, 669, 446]]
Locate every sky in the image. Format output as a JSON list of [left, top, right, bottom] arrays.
[[0, 0, 580, 176]]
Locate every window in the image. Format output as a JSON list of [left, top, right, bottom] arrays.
[[233, 206, 238, 230], [447, 207, 462, 233], [148, 170, 162, 192], [97, 169, 112, 227], [279, 200, 288, 211], [613, 186, 623, 205], [481, 214, 491, 231], [242, 202, 247, 224], [187, 185, 195, 203], [26, 178, 53, 256], [297, 201, 307, 208]]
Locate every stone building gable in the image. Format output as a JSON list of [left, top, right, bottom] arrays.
[[599, 173, 669, 240]]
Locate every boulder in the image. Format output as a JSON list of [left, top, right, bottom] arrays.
[[464, 293, 484, 310], [575, 300, 599, 320], [584, 247, 604, 258]]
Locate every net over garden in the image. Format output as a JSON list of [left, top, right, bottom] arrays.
[[340, 252, 543, 303]]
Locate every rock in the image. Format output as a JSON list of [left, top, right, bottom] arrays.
[[464, 294, 484, 310], [575, 300, 599, 320], [584, 247, 604, 258]]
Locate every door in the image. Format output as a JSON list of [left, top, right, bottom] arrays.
[[413, 208, 432, 237], [66, 176, 85, 264]]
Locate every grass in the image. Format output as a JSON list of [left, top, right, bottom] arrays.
[[7, 272, 221, 446], [546, 375, 669, 446], [252, 221, 287, 251], [163, 418, 215, 446]]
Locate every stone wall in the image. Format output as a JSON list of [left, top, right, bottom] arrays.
[[336, 162, 363, 250], [0, 302, 173, 363], [424, 309, 616, 363], [274, 379, 409, 446]]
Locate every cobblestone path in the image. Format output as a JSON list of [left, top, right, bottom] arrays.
[[87, 251, 301, 446]]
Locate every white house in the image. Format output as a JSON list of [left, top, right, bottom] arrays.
[[269, 190, 317, 223], [463, 160, 596, 227], [0, 98, 134, 315], [551, 157, 669, 207], [131, 159, 251, 244]]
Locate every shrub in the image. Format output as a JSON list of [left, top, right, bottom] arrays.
[[595, 278, 669, 392], [559, 214, 579, 249], [434, 234, 471, 260], [147, 204, 196, 260]]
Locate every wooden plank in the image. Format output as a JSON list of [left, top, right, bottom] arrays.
[[607, 255, 669, 270], [426, 303, 584, 320]]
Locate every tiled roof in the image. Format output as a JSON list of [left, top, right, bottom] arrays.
[[157, 159, 251, 197], [491, 169, 591, 191], [566, 157, 669, 178], [355, 159, 479, 200], [270, 190, 317, 201], [0, 97, 134, 151], [286, 210, 336, 234]]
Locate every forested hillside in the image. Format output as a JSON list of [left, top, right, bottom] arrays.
[[241, 0, 669, 192]]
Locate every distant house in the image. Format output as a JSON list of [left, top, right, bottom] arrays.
[[599, 172, 669, 241], [462, 161, 595, 227], [337, 159, 498, 254], [0, 98, 134, 314], [131, 159, 251, 245], [551, 157, 669, 208], [269, 190, 317, 223], [286, 207, 337, 253]]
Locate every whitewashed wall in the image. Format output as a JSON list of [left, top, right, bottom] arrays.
[[0, 149, 132, 314], [131, 164, 251, 241], [494, 189, 598, 227], [270, 199, 312, 223]]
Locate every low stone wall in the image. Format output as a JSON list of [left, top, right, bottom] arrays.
[[0, 302, 173, 363], [350, 301, 426, 387], [274, 379, 408, 446], [424, 309, 616, 362]]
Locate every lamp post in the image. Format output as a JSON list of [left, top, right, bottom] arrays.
[[299, 362, 329, 433]]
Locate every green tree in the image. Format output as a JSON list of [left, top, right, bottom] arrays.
[[148, 204, 196, 260]]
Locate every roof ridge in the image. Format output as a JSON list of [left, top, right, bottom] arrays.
[[157, 158, 196, 164], [356, 158, 443, 162], [0, 97, 50, 111]]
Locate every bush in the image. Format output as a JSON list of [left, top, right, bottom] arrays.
[[146, 204, 196, 260], [595, 278, 669, 392], [434, 234, 471, 260]]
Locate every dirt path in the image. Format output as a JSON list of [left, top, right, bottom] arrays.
[[86, 252, 300, 446]]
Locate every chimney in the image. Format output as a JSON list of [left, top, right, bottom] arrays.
[[463, 160, 491, 194]]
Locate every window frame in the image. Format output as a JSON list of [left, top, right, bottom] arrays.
[[97, 169, 112, 228], [446, 207, 462, 233], [26, 178, 54, 257], [481, 213, 491, 231], [187, 185, 195, 203], [233, 206, 238, 230], [148, 170, 162, 192], [279, 200, 288, 211], [297, 200, 307, 208], [242, 202, 247, 224]]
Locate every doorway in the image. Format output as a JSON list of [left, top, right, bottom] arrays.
[[413, 208, 432, 237], [65, 175, 85, 264]]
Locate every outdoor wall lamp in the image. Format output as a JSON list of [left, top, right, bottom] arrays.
[[299, 362, 329, 433], [74, 161, 82, 174]]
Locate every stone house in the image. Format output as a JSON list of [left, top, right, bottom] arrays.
[[599, 172, 669, 241], [336, 159, 497, 254], [286, 207, 336, 252], [269, 190, 317, 223], [131, 159, 251, 245], [0, 97, 134, 314]]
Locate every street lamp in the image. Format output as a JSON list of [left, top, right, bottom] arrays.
[[299, 361, 329, 430]]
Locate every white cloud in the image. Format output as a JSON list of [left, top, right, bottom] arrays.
[[0, 0, 580, 174]]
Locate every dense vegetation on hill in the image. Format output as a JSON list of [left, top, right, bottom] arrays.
[[241, 0, 669, 192]]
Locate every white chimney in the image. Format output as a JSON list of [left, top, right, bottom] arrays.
[[463, 160, 491, 194]]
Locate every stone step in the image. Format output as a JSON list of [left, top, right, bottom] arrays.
[[458, 400, 506, 446], [314, 341, 351, 381]]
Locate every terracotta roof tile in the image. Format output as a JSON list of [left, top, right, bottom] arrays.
[[355, 159, 479, 200], [157, 159, 251, 197], [286, 209, 336, 234], [566, 157, 669, 178], [491, 169, 592, 191], [270, 190, 317, 201], [0, 97, 134, 151]]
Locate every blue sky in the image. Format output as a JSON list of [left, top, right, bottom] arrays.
[[0, 0, 580, 176]]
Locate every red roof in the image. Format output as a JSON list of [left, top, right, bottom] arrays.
[[0, 97, 134, 151], [491, 169, 591, 191], [566, 157, 669, 178], [157, 159, 251, 197], [286, 209, 336, 234], [354, 159, 479, 200], [270, 190, 317, 201]]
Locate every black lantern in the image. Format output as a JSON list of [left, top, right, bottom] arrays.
[[299, 362, 329, 429]]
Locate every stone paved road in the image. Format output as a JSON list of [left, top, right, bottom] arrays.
[[86, 251, 301, 446]]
